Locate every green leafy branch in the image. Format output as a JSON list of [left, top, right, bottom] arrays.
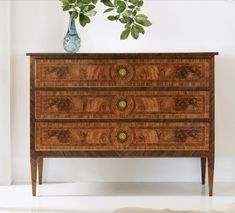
[[60, 0, 152, 39], [101, 0, 151, 39], [60, 0, 98, 27]]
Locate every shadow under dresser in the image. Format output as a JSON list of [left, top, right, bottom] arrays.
[[27, 52, 218, 196]]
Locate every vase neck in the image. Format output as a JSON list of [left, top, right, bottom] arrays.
[[67, 17, 78, 35]]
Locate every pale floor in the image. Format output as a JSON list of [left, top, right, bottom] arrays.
[[0, 182, 235, 213]]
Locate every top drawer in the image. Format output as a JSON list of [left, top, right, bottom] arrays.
[[35, 58, 210, 88]]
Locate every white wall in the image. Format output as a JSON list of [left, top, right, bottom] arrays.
[[11, 0, 235, 183], [0, 1, 11, 185]]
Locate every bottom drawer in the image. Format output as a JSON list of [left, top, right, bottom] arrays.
[[35, 122, 209, 151]]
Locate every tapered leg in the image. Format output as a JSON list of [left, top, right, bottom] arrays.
[[208, 155, 214, 196], [30, 155, 37, 196], [201, 158, 206, 185], [38, 157, 43, 185]]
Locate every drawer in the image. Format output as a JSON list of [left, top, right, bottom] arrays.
[[35, 91, 209, 120], [35, 122, 209, 151], [35, 58, 210, 88]]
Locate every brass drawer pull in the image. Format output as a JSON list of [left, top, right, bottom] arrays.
[[118, 99, 127, 110], [118, 68, 127, 77], [118, 131, 127, 142]]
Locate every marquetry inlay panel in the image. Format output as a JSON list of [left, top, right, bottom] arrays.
[[35, 122, 209, 151], [35, 91, 209, 119], [35, 58, 210, 88]]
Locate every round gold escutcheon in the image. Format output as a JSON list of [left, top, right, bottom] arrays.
[[118, 99, 127, 109], [118, 131, 127, 142], [118, 68, 127, 77]]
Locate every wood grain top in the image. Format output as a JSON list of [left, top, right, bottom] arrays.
[[26, 52, 219, 59]]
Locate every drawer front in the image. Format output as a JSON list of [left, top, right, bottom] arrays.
[[35, 122, 209, 151], [35, 59, 210, 88], [35, 91, 209, 120]]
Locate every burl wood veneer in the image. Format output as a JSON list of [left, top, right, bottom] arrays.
[[27, 53, 218, 196]]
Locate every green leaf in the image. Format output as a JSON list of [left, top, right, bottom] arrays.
[[137, 0, 143, 7], [107, 15, 116, 21], [68, 0, 76, 3], [114, 0, 118, 7], [133, 9, 137, 16], [135, 14, 148, 19], [62, 4, 73, 11], [117, 0, 126, 8], [80, 5, 89, 12], [86, 5, 95, 12], [128, 0, 138, 5], [71, 10, 79, 19], [123, 16, 132, 23], [101, 0, 114, 7], [125, 22, 131, 28], [119, 18, 127, 23], [117, 6, 126, 13], [115, 14, 120, 19], [79, 13, 91, 27], [131, 25, 139, 39], [128, 5, 135, 9], [81, 0, 93, 4], [85, 9, 97, 16], [77, 2, 86, 7], [92, 0, 98, 4], [135, 18, 152, 27], [135, 14, 152, 27], [104, 8, 115, 13], [135, 24, 145, 34], [120, 27, 131, 40], [122, 10, 132, 18]]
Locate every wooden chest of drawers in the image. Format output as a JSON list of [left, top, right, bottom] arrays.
[[27, 53, 218, 196]]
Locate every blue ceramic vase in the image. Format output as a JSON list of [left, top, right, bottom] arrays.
[[63, 12, 81, 53]]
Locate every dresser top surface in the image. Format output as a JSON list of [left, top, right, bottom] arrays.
[[26, 52, 218, 59]]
